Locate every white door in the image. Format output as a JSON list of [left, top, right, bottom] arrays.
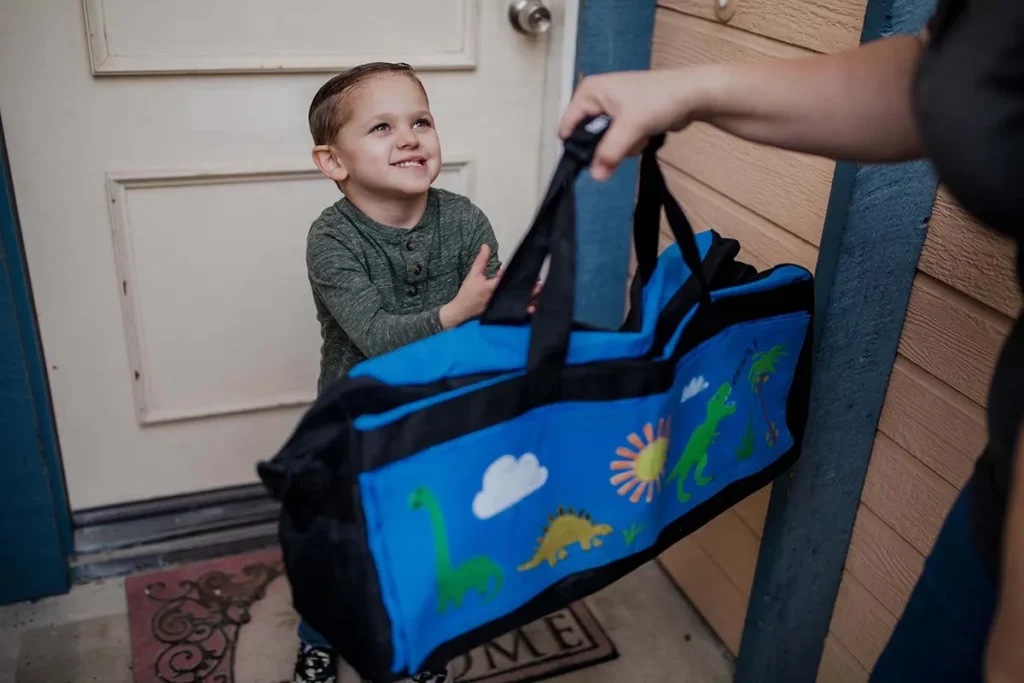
[[0, 0, 576, 511]]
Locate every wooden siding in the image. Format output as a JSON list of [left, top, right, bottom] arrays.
[[818, 188, 1020, 679], [649, 0, 866, 657]]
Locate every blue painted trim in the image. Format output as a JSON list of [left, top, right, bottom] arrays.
[[571, 0, 657, 328], [0, 114, 72, 605], [735, 1, 939, 680]]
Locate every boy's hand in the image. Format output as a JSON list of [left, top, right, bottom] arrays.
[[440, 244, 500, 329], [527, 278, 543, 314]]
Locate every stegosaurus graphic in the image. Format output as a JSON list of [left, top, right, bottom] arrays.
[[516, 507, 613, 571]]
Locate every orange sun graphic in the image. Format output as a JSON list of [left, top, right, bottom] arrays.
[[610, 418, 670, 503]]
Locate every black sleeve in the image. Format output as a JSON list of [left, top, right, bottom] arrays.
[[914, 0, 1024, 241], [922, 0, 963, 40]]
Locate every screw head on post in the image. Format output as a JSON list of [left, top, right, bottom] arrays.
[[714, 0, 737, 22]]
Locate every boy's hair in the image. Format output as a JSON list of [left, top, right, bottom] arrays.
[[308, 62, 429, 146]]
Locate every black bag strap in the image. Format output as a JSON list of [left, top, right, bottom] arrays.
[[622, 134, 716, 333], [481, 120, 712, 371], [622, 136, 718, 331], [482, 118, 608, 324], [636, 134, 711, 303], [481, 116, 610, 370]]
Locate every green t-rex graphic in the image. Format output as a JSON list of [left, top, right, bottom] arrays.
[[666, 382, 737, 502], [408, 486, 504, 613]]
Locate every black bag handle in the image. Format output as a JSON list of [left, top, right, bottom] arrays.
[[622, 134, 712, 331], [635, 134, 711, 302], [631, 134, 709, 296], [481, 119, 710, 371], [482, 116, 610, 326]]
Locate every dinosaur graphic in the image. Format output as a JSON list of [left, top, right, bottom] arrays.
[[408, 486, 504, 612], [666, 382, 737, 502], [517, 507, 612, 571], [749, 344, 788, 447]]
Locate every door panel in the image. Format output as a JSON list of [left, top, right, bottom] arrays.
[[83, 0, 476, 73], [0, 0, 564, 509]]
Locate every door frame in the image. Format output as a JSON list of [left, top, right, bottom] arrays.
[[0, 112, 73, 605]]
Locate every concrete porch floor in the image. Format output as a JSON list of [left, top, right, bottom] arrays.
[[0, 559, 733, 683]]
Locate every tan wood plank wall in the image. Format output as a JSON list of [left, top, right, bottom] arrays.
[[648, 6, 1019, 678], [818, 188, 1021, 681], [647, 0, 867, 657]]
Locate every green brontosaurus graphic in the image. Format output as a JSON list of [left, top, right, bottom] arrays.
[[666, 382, 737, 502], [749, 344, 788, 447], [408, 486, 504, 612]]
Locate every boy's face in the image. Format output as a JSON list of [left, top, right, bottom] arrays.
[[327, 74, 441, 198]]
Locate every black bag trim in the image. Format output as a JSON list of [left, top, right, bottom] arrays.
[[356, 276, 813, 467], [263, 274, 812, 518]]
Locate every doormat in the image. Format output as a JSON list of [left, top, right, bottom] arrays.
[[125, 548, 618, 683]]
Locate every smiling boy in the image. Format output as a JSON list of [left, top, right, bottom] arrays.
[[295, 62, 503, 683], [306, 61, 503, 397]]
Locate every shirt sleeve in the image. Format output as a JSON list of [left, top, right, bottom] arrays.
[[921, 0, 961, 44], [307, 231, 443, 358], [460, 202, 502, 281], [914, 0, 1024, 241]]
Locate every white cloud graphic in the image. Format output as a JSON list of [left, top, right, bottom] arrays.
[[680, 375, 709, 403], [472, 453, 548, 520]]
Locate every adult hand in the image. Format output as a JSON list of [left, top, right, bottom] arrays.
[[558, 68, 710, 181]]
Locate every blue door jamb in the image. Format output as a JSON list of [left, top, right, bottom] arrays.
[[572, 0, 657, 328], [0, 112, 73, 605]]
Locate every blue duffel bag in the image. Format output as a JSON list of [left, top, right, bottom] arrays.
[[258, 116, 814, 683]]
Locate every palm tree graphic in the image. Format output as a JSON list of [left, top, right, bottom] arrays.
[[748, 345, 787, 447]]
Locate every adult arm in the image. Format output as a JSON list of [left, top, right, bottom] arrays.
[[307, 232, 441, 358], [560, 34, 927, 181]]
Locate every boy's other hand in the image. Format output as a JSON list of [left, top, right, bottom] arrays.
[[527, 278, 543, 315], [440, 244, 500, 329]]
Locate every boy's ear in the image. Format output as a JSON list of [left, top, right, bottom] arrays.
[[312, 145, 349, 183]]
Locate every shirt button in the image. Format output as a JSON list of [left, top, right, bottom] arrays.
[[413, 264, 423, 275], [406, 240, 415, 251], [407, 284, 418, 296]]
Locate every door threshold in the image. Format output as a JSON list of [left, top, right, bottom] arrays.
[[71, 484, 280, 583]]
